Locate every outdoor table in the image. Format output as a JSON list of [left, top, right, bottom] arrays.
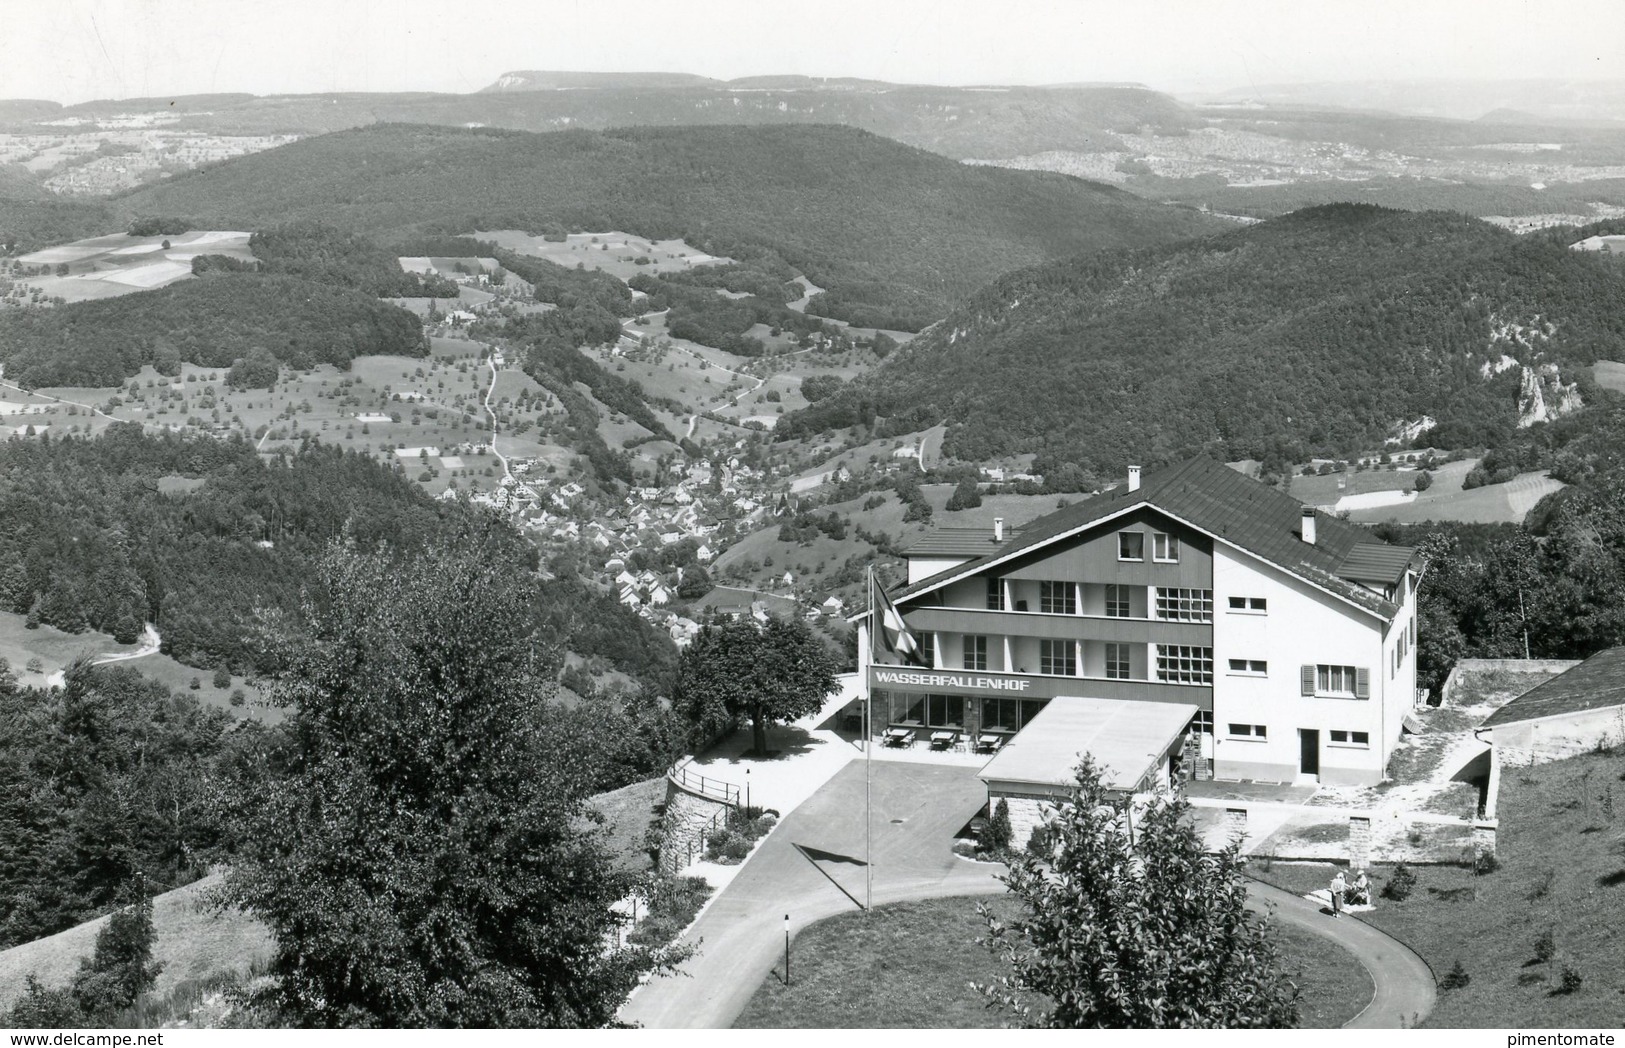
[[884, 727, 912, 747], [930, 730, 957, 749], [977, 733, 1003, 752]]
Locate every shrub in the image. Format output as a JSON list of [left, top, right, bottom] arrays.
[[1559, 966, 1584, 994], [1534, 929, 1556, 963], [986, 798, 1014, 852], [188, 676, 201, 690], [722, 837, 751, 863], [229, 689, 246, 708], [25, 657, 44, 674], [213, 667, 231, 689], [1439, 960, 1471, 991], [1026, 821, 1053, 859], [1383, 862, 1417, 901], [1474, 850, 1500, 875]]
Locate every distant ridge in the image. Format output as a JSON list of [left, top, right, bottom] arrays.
[[482, 71, 723, 92], [112, 121, 1224, 329]]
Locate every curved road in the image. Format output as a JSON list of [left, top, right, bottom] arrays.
[[620, 761, 1435, 1030]]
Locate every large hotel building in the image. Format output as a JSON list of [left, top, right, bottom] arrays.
[[857, 457, 1421, 799]]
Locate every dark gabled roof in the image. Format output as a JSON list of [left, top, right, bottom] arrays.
[[892, 457, 1413, 620], [1480, 648, 1625, 728], [1335, 543, 1418, 586], [901, 526, 1021, 558]]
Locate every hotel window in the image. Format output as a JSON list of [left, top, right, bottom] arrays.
[[926, 694, 965, 729], [919, 631, 936, 668], [1191, 710, 1214, 734], [1153, 531, 1180, 563], [1302, 664, 1369, 699], [889, 691, 926, 725], [1227, 659, 1267, 675], [1104, 584, 1132, 618], [1329, 729, 1370, 747], [1039, 639, 1076, 676], [1227, 723, 1268, 740], [1227, 596, 1268, 613], [1157, 645, 1213, 685], [981, 696, 1049, 733], [1155, 588, 1213, 622], [963, 635, 988, 671], [1117, 531, 1144, 562], [1039, 581, 1076, 615], [1104, 643, 1131, 680], [986, 576, 1003, 611]]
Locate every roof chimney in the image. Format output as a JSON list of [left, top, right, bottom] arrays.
[[1301, 506, 1317, 546], [993, 517, 1005, 542], [1127, 466, 1141, 493]]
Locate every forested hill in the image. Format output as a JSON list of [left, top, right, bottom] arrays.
[[0, 272, 426, 388], [0, 427, 678, 689], [779, 204, 1625, 474], [111, 123, 1225, 330]]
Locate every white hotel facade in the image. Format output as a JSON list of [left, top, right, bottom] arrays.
[[857, 457, 1421, 793]]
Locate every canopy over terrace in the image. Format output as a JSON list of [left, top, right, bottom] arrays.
[[978, 696, 1198, 798]]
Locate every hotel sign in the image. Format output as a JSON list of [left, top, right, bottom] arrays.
[[872, 669, 1032, 692]]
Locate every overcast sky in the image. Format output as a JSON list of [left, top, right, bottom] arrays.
[[3, 0, 1622, 105]]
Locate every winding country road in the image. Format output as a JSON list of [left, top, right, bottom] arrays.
[[621, 761, 1435, 1030], [45, 624, 163, 688]]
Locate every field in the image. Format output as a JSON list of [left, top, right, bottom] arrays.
[[1249, 747, 1625, 1028], [0, 873, 272, 1014], [1288, 460, 1564, 525], [0, 610, 267, 717], [733, 894, 1370, 1029], [9, 230, 254, 305], [1591, 360, 1625, 393], [473, 230, 733, 282], [2, 332, 608, 498]]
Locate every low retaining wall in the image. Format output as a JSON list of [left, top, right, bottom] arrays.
[[1438, 658, 1579, 705]]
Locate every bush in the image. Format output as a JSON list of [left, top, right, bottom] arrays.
[[229, 689, 246, 708], [1439, 960, 1471, 991], [1474, 850, 1500, 875], [1383, 862, 1417, 901], [722, 837, 751, 862], [1559, 966, 1584, 994], [985, 798, 1013, 852], [1534, 929, 1556, 963], [213, 667, 231, 689], [1414, 470, 1433, 492], [188, 676, 201, 690], [25, 657, 44, 674], [1026, 821, 1053, 859]]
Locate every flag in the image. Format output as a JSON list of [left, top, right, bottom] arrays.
[[873, 577, 924, 665]]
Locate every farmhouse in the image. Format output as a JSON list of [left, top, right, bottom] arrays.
[[857, 457, 1421, 806]]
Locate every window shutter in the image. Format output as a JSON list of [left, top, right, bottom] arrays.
[[1300, 665, 1315, 696], [1356, 667, 1371, 699]]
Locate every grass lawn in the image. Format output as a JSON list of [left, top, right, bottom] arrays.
[[0, 873, 271, 1014], [734, 894, 1370, 1029], [1249, 748, 1625, 1027]]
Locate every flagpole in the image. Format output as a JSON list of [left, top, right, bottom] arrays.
[[865, 565, 874, 915]]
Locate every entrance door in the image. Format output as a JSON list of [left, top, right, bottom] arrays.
[[1298, 729, 1321, 777]]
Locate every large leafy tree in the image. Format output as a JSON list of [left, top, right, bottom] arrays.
[[223, 521, 678, 1027], [980, 758, 1300, 1028], [674, 615, 839, 756]]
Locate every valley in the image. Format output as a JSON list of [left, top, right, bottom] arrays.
[[6, 66, 1625, 1034]]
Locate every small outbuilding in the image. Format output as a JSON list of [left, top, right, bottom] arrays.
[[1479, 647, 1625, 764], [978, 696, 1197, 846]]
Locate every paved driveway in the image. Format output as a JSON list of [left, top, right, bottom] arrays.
[[620, 761, 1435, 1030], [620, 760, 997, 1029]]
